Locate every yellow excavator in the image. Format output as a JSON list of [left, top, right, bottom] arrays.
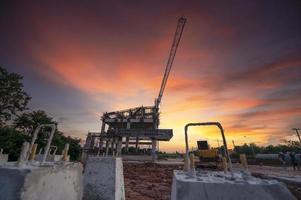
[[195, 140, 222, 168]]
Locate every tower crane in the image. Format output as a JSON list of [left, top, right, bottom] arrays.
[[83, 17, 187, 161], [155, 17, 187, 110]]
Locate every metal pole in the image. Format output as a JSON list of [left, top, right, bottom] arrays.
[[42, 124, 56, 164]]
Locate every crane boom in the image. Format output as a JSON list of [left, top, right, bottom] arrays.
[[155, 17, 187, 109]]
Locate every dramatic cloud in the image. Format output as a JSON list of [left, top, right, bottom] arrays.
[[1, 0, 301, 152]]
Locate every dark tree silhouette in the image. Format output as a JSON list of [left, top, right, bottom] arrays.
[[0, 67, 31, 125]]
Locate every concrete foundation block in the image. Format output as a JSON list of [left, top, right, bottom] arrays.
[[0, 162, 83, 200], [0, 154, 8, 165], [34, 154, 70, 162], [171, 170, 296, 200], [83, 156, 125, 200]]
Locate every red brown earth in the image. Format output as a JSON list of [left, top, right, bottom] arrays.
[[123, 162, 183, 200], [124, 162, 301, 200]]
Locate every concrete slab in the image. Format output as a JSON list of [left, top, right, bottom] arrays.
[[0, 162, 83, 200], [83, 156, 125, 200], [171, 170, 296, 200]]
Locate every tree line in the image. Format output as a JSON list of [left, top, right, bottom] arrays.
[[0, 66, 81, 161]]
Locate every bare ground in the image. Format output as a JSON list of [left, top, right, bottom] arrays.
[[124, 162, 301, 200], [123, 162, 182, 200]]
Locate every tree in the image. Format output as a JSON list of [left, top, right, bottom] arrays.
[[0, 127, 30, 161], [0, 67, 31, 125], [14, 110, 56, 135]]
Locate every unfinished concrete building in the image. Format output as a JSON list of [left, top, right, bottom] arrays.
[[83, 17, 187, 161]]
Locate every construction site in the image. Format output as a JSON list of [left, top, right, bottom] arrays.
[[1, 12, 301, 200]]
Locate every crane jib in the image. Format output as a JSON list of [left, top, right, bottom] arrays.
[[155, 17, 187, 109]]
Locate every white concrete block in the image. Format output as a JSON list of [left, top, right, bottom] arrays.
[[0, 162, 83, 200], [83, 157, 125, 200], [35, 154, 70, 162], [171, 170, 296, 200], [0, 154, 8, 165]]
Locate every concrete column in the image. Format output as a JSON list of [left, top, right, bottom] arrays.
[[84, 133, 92, 149], [101, 121, 106, 133], [116, 139, 122, 157], [126, 122, 130, 153], [110, 139, 115, 156], [135, 137, 139, 152], [90, 136, 96, 150], [125, 137, 130, 152], [151, 139, 157, 162], [105, 139, 110, 156], [18, 142, 29, 165]]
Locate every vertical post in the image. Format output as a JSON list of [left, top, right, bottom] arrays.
[[222, 157, 228, 173], [189, 154, 196, 177], [110, 139, 115, 156], [240, 154, 248, 172], [184, 125, 190, 169], [98, 138, 103, 156], [218, 124, 233, 177], [116, 139, 122, 157], [151, 139, 157, 162], [29, 144, 38, 161], [101, 121, 106, 133], [18, 142, 29, 165], [125, 137, 130, 152], [105, 139, 110, 156], [135, 137, 139, 152], [63, 143, 70, 161], [183, 153, 190, 171], [26, 125, 43, 161], [42, 125, 56, 164]]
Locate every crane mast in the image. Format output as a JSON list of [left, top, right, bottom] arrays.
[[155, 17, 187, 109]]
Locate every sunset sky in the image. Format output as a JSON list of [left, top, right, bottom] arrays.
[[1, 1, 301, 152]]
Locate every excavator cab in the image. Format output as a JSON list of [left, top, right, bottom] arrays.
[[195, 140, 222, 169]]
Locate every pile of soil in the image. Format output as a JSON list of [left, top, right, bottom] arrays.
[[123, 162, 182, 200]]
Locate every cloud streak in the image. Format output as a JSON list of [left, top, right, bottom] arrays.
[[1, 0, 301, 152]]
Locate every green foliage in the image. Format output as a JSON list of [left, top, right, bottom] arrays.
[[0, 67, 82, 161], [0, 67, 31, 125], [0, 127, 30, 161], [234, 142, 301, 155], [14, 110, 57, 135]]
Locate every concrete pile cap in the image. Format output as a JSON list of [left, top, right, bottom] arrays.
[[171, 170, 297, 200]]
